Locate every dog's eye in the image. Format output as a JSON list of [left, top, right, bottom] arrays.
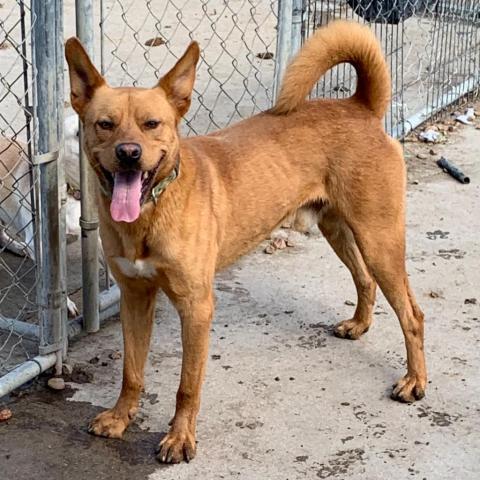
[[97, 120, 114, 130], [144, 120, 160, 130]]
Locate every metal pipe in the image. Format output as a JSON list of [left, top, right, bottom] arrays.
[[393, 75, 479, 139], [68, 285, 121, 339], [32, 0, 66, 357], [56, 0, 68, 361], [273, 0, 293, 101], [0, 316, 40, 339], [76, 0, 100, 333], [291, 0, 304, 57], [437, 157, 470, 184], [0, 353, 57, 399]]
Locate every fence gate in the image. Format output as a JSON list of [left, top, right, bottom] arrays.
[[0, 0, 66, 396]]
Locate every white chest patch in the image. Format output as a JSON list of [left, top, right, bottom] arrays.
[[114, 257, 157, 279]]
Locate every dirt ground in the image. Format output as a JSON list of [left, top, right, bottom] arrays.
[[0, 112, 479, 479]]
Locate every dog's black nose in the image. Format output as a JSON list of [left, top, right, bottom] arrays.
[[115, 143, 142, 165]]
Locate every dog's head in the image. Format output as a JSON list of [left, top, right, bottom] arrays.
[[65, 38, 200, 223]]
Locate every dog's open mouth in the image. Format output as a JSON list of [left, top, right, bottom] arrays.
[[101, 157, 163, 223]]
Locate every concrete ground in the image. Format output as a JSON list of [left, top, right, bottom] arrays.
[[1, 120, 479, 479]]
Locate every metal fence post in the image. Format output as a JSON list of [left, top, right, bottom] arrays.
[[32, 0, 66, 369], [291, 0, 304, 56], [273, 0, 293, 100], [75, 0, 100, 333]]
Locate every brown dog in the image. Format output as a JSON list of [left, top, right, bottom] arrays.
[[65, 21, 426, 463]]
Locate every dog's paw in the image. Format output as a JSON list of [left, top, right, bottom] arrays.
[[88, 409, 129, 438], [156, 428, 196, 464], [67, 296, 79, 317], [391, 374, 426, 403], [334, 318, 370, 340]]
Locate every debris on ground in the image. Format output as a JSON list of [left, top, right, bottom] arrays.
[[108, 350, 122, 360], [455, 107, 475, 125], [69, 363, 95, 384], [144, 37, 165, 47], [419, 129, 440, 143], [0, 407, 12, 422], [464, 298, 477, 305], [256, 51, 274, 60], [437, 157, 470, 184], [264, 230, 295, 254]]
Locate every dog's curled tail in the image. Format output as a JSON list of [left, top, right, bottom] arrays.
[[271, 21, 390, 119]]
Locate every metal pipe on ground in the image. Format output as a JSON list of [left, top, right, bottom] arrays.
[[0, 353, 57, 399]]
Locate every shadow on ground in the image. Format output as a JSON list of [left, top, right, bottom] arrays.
[[0, 382, 167, 480]]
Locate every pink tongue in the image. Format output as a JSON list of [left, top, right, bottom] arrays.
[[110, 171, 143, 223]]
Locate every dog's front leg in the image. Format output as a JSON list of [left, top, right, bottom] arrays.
[[157, 288, 214, 463], [89, 283, 158, 438]]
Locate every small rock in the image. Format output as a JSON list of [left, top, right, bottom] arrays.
[[62, 363, 73, 376], [108, 351, 122, 360], [47, 377, 65, 391], [416, 153, 428, 160], [286, 239, 295, 247], [272, 237, 287, 250], [88, 356, 99, 365], [344, 300, 355, 306], [264, 244, 275, 254], [464, 298, 477, 305], [448, 125, 455, 132], [211, 354, 221, 360], [429, 291, 441, 299], [0, 408, 12, 422], [429, 149, 437, 155], [475, 125, 480, 130], [274, 376, 280, 381]]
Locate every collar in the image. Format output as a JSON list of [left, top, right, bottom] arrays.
[[98, 155, 180, 204], [151, 156, 180, 204]]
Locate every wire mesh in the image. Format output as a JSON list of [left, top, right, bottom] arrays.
[[93, 0, 278, 136], [0, 0, 39, 374], [301, 0, 480, 137]]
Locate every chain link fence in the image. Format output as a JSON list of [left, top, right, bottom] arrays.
[[300, 0, 480, 137], [0, 0, 39, 376]]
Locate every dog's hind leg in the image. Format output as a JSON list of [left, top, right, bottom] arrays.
[[88, 283, 158, 438], [350, 219, 426, 403], [318, 209, 376, 340]]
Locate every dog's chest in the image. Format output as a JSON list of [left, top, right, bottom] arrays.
[[114, 256, 157, 279]]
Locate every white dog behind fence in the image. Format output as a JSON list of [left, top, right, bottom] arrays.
[[0, 114, 107, 317]]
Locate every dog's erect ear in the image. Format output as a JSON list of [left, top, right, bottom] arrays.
[[157, 42, 200, 118], [65, 37, 105, 116]]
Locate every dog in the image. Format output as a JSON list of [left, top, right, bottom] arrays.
[[65, 20, 426, 464]]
